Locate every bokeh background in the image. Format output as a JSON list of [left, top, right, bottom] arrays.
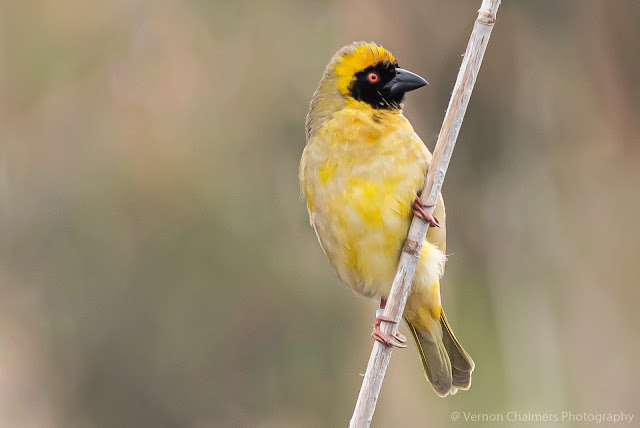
[[2, 1, 640, 427]]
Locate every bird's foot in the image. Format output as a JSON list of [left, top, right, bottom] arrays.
[[412, 196, 440, 228], [371, 309, 407, 348]]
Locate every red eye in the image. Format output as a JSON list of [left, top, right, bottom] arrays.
[[367, 72, 379, 83]]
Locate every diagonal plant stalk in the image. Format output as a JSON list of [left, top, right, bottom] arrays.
[[349, 1, 501, 426]]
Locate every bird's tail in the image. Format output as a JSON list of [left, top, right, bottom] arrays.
[[406, 310, 474, 397]]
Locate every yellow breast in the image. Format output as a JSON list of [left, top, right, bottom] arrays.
[[300, 107, 434, 297]]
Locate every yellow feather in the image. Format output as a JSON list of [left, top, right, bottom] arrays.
[[301, 103, 439, 297]]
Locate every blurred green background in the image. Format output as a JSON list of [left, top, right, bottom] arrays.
[[2, 1, 640, 427]]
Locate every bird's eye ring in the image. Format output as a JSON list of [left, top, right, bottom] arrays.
[[367, 72, 379, 83]]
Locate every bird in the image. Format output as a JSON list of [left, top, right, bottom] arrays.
[[299, 42, 474, 397]]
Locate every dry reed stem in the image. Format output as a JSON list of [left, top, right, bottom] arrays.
[[349, 1, 501, 426]]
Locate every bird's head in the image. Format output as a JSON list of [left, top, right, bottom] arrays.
[[332, 42, 428, 110], [306, 42, 428, 139]]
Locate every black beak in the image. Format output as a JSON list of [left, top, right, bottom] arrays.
[[384, 68, 428, 98]]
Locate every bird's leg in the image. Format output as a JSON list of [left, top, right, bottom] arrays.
[[412, 196, 440, 228], [371, 298, 407, 348]]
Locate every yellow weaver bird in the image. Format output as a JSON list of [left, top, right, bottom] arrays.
[[299, 42, 474, 397]]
